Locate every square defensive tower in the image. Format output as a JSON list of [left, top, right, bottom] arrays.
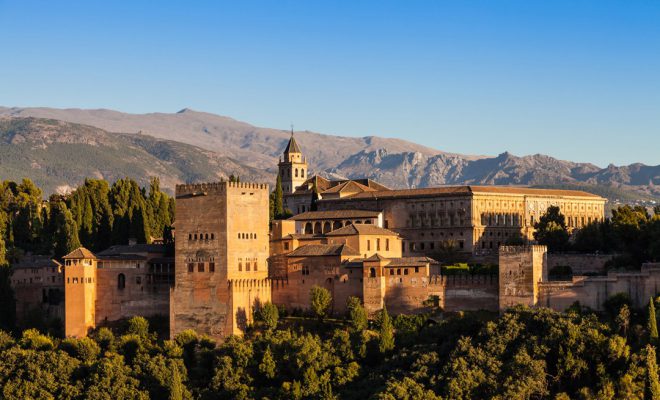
[[170, 181, 270, 341]]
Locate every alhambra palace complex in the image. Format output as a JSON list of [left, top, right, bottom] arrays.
[[11, 135, 660, 340]]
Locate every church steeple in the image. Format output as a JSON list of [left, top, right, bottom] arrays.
[[278, 127, 308, 201]]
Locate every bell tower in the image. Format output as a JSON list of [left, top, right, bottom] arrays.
[[278, 127, 308, 195]]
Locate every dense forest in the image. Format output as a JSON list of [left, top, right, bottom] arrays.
[[2, 291, 660, 400]]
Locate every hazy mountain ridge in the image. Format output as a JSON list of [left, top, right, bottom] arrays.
[[0, 117, 270, 194], [0, 107, 658, 201]]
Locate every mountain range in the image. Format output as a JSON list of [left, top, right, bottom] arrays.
[[0, 106, 658, 204]]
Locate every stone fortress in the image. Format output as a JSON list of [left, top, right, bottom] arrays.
[[11, 133, 659, 340]]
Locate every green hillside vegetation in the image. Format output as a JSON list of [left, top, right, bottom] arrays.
[[0, 117, 268, 194], [2, 298, 660, 399]]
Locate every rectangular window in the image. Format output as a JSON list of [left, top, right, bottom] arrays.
[[376, 238, 381, 251], [246, 263, 250, 272], [386, 239, 390, 251], [415, 267, 419, 273], [209, 263, 215, 272], [198, 263, 205, 272], [404, 269, 409, 275], [254, 262, 258, 272], [187, 263, 194, 273], [389, 269, 394, 275], [367, 240, 371, 251], [284, 242, 289, 250]]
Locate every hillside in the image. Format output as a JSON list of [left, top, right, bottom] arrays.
[[0, 107, 658, 203], [0, 117, 270, 194]]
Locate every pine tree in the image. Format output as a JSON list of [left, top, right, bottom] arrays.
[[648, 345, 660, 400], [650, 299, 659, 343], [274, 174, 284, 218], [379, 306, 395, 353], [347, 296, 368, 332], [259, 346, 276, 379]]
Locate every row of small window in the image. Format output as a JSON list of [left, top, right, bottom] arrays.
[[187, 262, 216, 273], [67, 277, 95, 284], [238, 232, 257, 240], [238, 261, 258, 272], [368, 266, 421, 277], [410, 202, 464, 210], [481, 213, 522, 227], [406, 241, 465, 252], [366, 238, 390, 252], [189, 233, 215, 241], [281, 167, 305, 178], [408, 216, 465, 228]]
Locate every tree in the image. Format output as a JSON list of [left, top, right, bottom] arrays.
[[258, 346, 276, 379], [256, 302, 279, 331], [616, 304, 630, 337], [127, 316, 150, 338], [534, 206, 570, 251], [378, 306, 395, 353], [52, 202, 81, 258], [347, 297, 367, 332], [310, 286, 332, 321], [274, 174, 284, 218], [648, 345, 660, 400], [650, 299, 659, 343]]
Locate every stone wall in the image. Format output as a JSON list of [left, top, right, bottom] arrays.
[[547, 253, 615, 275], [539, 263, 660, 312], [498, 245, 547, 309], [441, 274, 499, 312], [95, 268, 170, 325]]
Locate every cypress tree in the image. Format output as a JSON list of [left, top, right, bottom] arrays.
[[647, 345, 660, 400], [168, 362, 184, 400], [259, 346, 276, 379], [379, 306, 395, 353], [54, 203, 81, 258], [650, 299, 659, 343], [274, 174, 284, 218]]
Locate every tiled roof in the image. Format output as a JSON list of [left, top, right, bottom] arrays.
[[284, 135, 302, 154], [364, 253, 389, 262], [291, 176, 389, 196], [148, 257, 175, 264], [325, 224, 399, 237], [62, 247, 97, 260], [96, 244, 166, 257], [287, 243, 360, 257], [386, 257, 440, 266], [320, 185, 603, 201], [289, 210, 381, 220], [12, 255, 61, 270], [321, 180, 375, 195]]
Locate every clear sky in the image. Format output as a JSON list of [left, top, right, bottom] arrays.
[[1, 1, 658, 167]]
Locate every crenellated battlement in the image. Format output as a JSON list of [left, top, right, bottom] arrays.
[[499, 245, 547, 255], [176, 181, 269, 196], [433, 274, 499, 286], [228, 278, 273, 289]]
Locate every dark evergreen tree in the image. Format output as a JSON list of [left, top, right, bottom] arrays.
[[274, 174, 284, 218], [534, 206, 570, 251]]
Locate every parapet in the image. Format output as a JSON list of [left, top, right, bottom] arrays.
[[176, 181, 269, 197], [499, 245, 548, 255]]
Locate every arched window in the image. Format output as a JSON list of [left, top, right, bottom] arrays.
[[305, 222, 313, 234], [205, 233, 209, 240], [295, 168, 299, 177], [323, 222, 331, 233], [211, 233, 215, 240], [314, 222, 322, 234], [301, 169, 305, 177], [369, 268, 376, 278], [118, 273, 126, 289], [333, 221, 342, 230], [194, 233, 198, 240]]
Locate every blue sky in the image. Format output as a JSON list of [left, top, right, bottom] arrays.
[[0, 1, 658, 167]]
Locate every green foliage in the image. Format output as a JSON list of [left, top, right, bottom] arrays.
[[378, 306, 395, 354], [347, 297, 368, 332], [441, 263, 498, 275], [648, 345, 660, 400], [127, 316, 150, 338], [534, 205, 570, 251], [310, 285, 332, 320], [0, 307, 658, 398], [273, 173, 284, 219], [650, 299, 659, 343], [255, 302, 279, 331]]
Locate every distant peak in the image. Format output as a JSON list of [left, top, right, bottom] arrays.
[[177, 108, 195, 114]]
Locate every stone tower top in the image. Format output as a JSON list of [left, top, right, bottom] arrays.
[[278, 129, 308, 195]]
